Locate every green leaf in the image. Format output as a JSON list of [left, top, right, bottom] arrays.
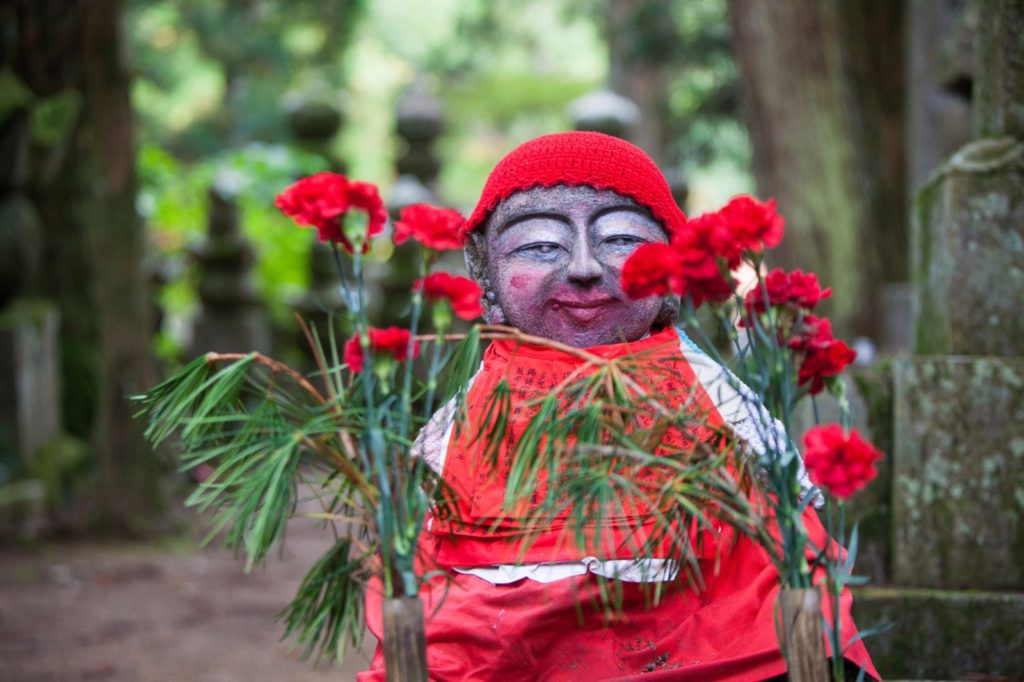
[[277, 539, 367, 666]]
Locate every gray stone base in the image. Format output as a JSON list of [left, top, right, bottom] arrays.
[[852, 587, 1024, 679], [892, 355, 1024, 590]]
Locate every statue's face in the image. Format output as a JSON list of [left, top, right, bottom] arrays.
[[483, 185, 668, 347]]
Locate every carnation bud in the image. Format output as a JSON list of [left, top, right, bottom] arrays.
[[372, 354, 394, 392], [343, 211, 369, 250], [431, 299, 453, 335]]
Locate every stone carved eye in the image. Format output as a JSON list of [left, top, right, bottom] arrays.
[[515, 242, 563, 258], [602, 235, 645, 248]]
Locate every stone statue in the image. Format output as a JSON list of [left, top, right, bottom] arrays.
[[360, 132, 877, 681]]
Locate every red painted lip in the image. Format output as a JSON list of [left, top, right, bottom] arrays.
[[551, 297, 617, 309]]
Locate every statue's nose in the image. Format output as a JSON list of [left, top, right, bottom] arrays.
[[566, 240, 603, 284]]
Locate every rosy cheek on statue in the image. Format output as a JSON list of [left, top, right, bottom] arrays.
[[495, 262, 557, 330]]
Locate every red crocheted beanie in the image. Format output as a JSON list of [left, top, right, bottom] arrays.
[[461, 131, 686, 237]]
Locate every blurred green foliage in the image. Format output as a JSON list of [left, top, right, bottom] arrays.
[[665, 0, 748, 172], [139, 143, 327, 358], [130, 0, 748, 356], [130, 0, 367, 155]]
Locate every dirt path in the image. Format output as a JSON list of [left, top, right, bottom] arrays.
[[0, 520, 376, 681]]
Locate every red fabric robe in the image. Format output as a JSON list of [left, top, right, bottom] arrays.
[[359, 327, 879, 681]]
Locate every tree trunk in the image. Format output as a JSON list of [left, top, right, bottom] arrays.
[[836, 1, 910, 351], [727, 0, 905, 340], [12, 0, 160, 530]]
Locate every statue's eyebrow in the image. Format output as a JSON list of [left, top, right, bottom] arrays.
[[589, 204, 653, 226], [494, 210, 570, 235]]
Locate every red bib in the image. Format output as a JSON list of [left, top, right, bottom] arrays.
[[429, 326, 733, 567]]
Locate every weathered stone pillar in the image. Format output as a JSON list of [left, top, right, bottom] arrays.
[[395, 79, 445, 196], [282, 91, 346, 173], [568, 89, 641, 140], [389, 79, 444, 223], [291, 242, 347, 367], [376, 80, 448, 326], [0, 59, 60, 537], [861, 3, 1024, 677], [897, 7, 1024, 588], [188, 176, 270, 357], [912, 138, 1024, 356], [282, 88, 349, 356], [0, 300, 61, 467]]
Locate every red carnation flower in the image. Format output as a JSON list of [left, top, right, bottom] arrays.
[[344, 326, 420, 374], [621, 242, 684, 298], [745, 269, 832, 316], [672, 224, 736, 307], [798, 339, 856, 395], [415, 272, 484, 320], [719, 195, 785, 252], [394, 204, 466, 251], [275, 174, 387, 253], [788, 314, 856, 393], [275, 172, 351, 243], [688, 211, 743, 269], [789, 314, 834, 351], [621, 231, 735, 307], [803, 424, 883, 499]]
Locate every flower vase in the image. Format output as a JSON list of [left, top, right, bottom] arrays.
[[382, 596, 428, 682], [779, 587, 829, 681]]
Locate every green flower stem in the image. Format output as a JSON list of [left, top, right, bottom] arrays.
[[828, 501, 847, 682], [351, 247, 397, 599], [691, 279, 813, 590], [399, 287, 424, 444], [423, 326, 445, 420], [330, 242, 357, 313], [328, 244, 370, 476], [393, 253, 430, 598]]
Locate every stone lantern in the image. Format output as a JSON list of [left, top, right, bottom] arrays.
[[567, 89, 641, 140], [188, 173, 270, 357]]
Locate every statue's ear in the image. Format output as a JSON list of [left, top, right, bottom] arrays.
[[464, 228, 506, 325], [463, 233, 483, 280], [484, 301, 507, 325]]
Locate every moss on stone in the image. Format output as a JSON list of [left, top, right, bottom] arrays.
[[892, 356, 1024, 589]]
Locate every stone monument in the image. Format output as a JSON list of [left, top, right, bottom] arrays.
[[377, 79, 450, 326], [0, 66, 60, 537], [187, 174, 270, 357], [854, 2, 1024, 677]]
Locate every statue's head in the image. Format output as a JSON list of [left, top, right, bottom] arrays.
[[462, 132, 685, 347]]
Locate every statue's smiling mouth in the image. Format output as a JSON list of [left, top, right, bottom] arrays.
[[550, 296, 617, 310], [549, 296, 618, 322]]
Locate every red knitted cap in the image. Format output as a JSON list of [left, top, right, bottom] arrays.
[[461, 131, 686, 237]]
